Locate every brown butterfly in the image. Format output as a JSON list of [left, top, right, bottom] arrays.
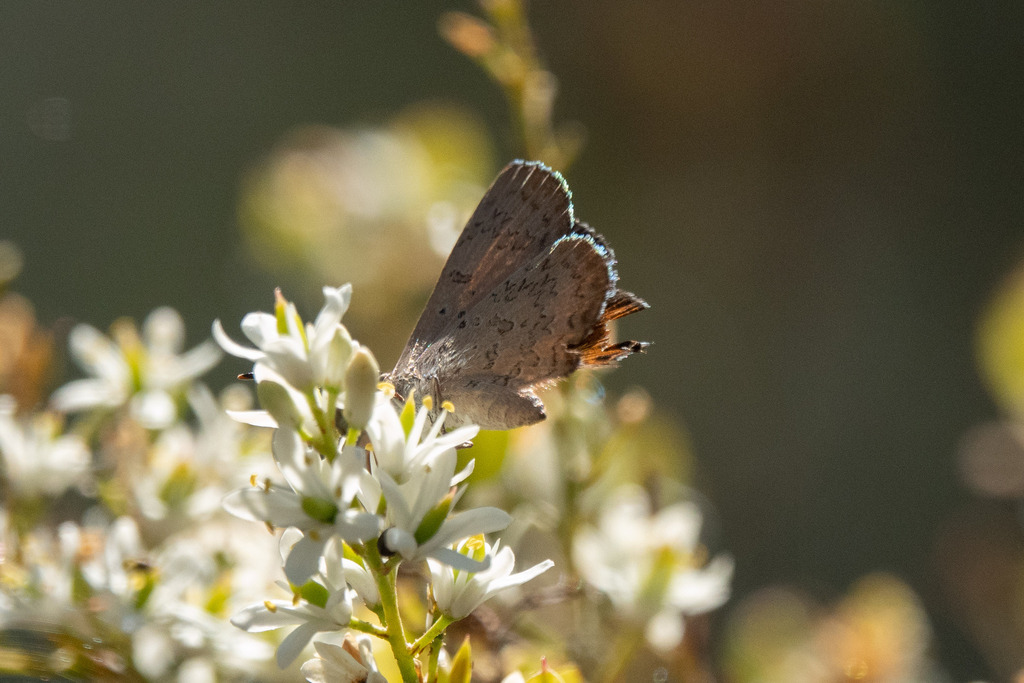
[[385, 161, 648, 430]]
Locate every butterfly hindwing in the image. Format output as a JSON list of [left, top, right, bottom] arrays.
[[455, 233, 612, 385]]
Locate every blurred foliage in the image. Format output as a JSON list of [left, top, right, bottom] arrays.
[[0, 292, 55, 414], [945, 256, 1024, 680], [977, 266, 1024, 417], [439, 0, 582, 170], [723, 574, 940, 683]]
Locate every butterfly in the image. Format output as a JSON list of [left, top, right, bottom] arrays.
[[384, 160, 648, 430]]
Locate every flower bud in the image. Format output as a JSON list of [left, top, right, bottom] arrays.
[[257, 380, 302, 428], [343, 347, 379, 430]]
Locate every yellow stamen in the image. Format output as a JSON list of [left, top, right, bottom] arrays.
[[441, 400, 455, 413]]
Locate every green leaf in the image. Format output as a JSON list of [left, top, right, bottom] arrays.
[[399, 392, 417, 436], [301, 496, 339, 524], [525, 668, 565, 683], [296, 580, 330, 609], [979, 267, 1024, 416], [132, 568, 157, 610], [414, 494, 453, 545], [458, 429, 508, 483], [448, 637, 473, 683], [204, 575, 232, 616], [70, 567, 93, 604], [158, 463, 197, 509]]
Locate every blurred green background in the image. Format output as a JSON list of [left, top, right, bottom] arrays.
[[4, 2, 1023, 679]]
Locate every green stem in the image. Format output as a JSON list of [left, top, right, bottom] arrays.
[[326, 386, 341, 439], [348, 618, 388, 639], [426, 633, 443, 683], [365, 543, 419, 683], [598, 620, 645, 683], [410, 614, 453, 655], [306, 390, 340, 462], [553, 409, 583, 580]]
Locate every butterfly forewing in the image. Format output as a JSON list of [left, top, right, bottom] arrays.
[[392, 161, 575, 376]]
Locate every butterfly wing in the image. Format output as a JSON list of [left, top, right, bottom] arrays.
[[387, 162, 648, 430], [391, 161, 576, 377]]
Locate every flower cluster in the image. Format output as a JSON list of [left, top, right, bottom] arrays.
[[0, 305, 282, 681], [215, 287, 553, 678], [0, 281, 733, 682]]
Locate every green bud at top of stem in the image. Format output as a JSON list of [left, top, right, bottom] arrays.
[[343, 346, 379, 430]]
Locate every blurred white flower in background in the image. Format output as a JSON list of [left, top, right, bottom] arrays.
[[573, 486, 733, 651], [50, 307, 221, 429], [0, 395, 90, 498], [131, 385, 264, 524]]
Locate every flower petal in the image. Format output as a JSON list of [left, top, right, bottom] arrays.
[[284, 534, 327, 586], [223, 487, 308, 527], [225, 409, 279, 428], [429, 546, 490, 572], [277, 620, 322, 669], [231, 602, 306, 632], [212, 319, 264, 361], [50, 378, 125, 413]]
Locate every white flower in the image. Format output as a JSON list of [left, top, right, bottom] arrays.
[[51, 307, 221, 428], [0, 396, 90, 497], [301, 638, 387, 683], [223, 427, 380, 585], [377, 444, 510, 571], [364, 393, 478, 483], [320, 538, 379, 608], [365, 397, 506, 569], [232, 585, 355, 669], [572, 486, 733, 651], [213, 285, 353, 393], [429, 536, 554, 619]]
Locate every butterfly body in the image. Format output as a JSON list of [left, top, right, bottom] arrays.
[[386, 161, 648, 430]]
